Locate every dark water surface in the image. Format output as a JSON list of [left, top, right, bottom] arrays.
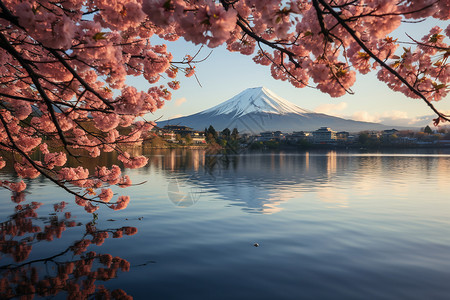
[[1, 149, 450, 299]]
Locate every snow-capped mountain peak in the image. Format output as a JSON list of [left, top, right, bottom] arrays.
[[157, 87, 403, 133], [201, 87, 312, 117]]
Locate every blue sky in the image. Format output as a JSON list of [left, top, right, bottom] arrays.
[[131, 19, 450, 128]]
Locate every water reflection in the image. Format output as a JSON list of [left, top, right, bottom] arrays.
[[4, 149, 449, 216], [200, 151, 347, 213], [157, 150, 353, 213], [2, 149, 450, 299], [144, 149, 450, 214], [0, 194, 137, 299]]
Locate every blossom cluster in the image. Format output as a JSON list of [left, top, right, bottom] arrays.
[[145, 0, 449, 100], [0, 0, 193, 210]]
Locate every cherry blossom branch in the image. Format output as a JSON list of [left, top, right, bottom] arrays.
[[0, 32, 76, 151], [316, 0, 450, 122], [47, 49, 115, 110], [0, 114, 112, 206], [0, 1, 114, 112], [405, 33, 450, 51], [235, 17, 301, 68]]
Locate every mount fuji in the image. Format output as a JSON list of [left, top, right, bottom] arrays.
[[157, 87, 401, 133]]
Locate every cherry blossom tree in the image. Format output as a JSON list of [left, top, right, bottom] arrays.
[[0, 0, 449, 211], [0, 0, 194, 211], [144, 0, 449, 117]]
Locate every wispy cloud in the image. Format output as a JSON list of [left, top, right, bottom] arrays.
[[350, 110, 434, 127], [313, 103, 434, 127], [351, 111, 380, 123], [315, 102, 347, 115], [169, 114, 184, 119], [175, 97, 187, 107]]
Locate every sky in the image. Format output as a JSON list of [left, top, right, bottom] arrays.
[[129, 19, 450, 129]]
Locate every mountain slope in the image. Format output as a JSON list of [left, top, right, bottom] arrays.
[[201, 86, 312, 117], [157, 87, 405, 133]]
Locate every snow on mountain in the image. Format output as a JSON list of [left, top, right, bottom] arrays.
[[201, 86, 312, 117], [157, 87, 412, 133]]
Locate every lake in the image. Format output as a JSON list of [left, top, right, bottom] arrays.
[[1, 149, 450, 299]]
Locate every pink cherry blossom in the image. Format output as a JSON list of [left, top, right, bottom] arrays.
[[98, 189, 114, 203], [109, 196, 130, 210], [118, 153, 148, 169]]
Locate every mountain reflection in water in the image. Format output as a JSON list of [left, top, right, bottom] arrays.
[[145, 150, 341, 213], [2, 148, 450, 299], [148, 149, 447, 214]]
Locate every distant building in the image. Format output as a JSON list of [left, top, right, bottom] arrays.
[[313, 127, 337, 143], [191, 131, 206, 144], [240, 133, 251, 141], [336, 131, 349, 141], [274, 131, 284, 139], [161, 131, 176, 142], [365, 131, 381, 139], [256, 131, 284, 142], [286, 131, 312, 142], [382, 129, 398, 137], [162, 125, 194, 136]]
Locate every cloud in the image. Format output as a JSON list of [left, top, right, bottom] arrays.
[[351, 111, 380, 123], [314, 104, 434, 128], [169, 114, 184, 119], [350, 110, 434, 127], [315, 102, 347, 115], [174, 97, 187, 107]]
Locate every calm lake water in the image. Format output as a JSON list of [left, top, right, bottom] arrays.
[[1, 149, 450, 299]]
